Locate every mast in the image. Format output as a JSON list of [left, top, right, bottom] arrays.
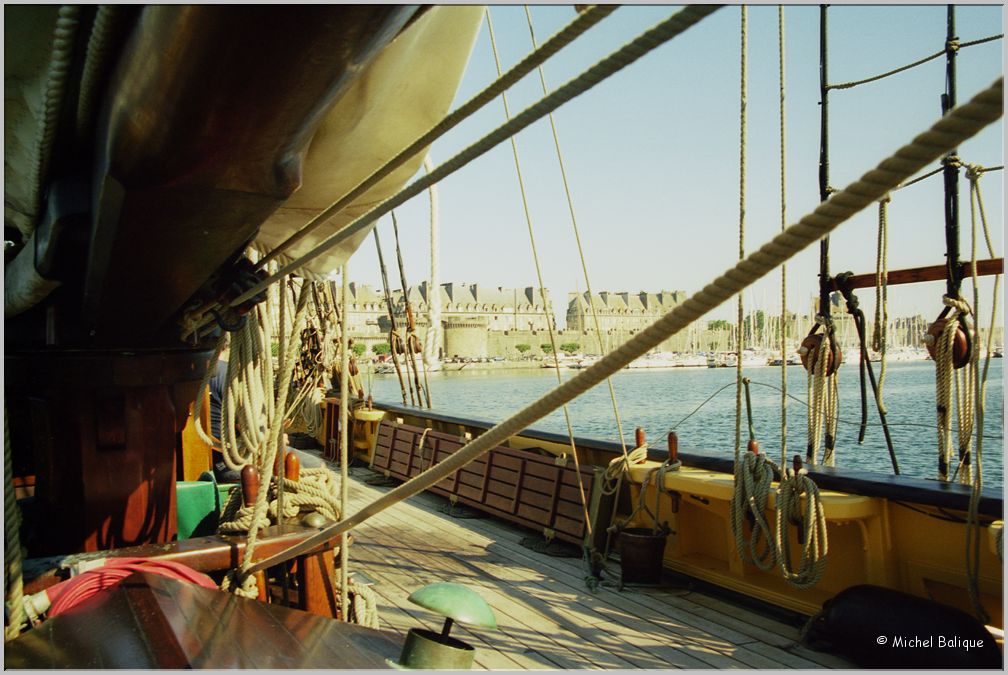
[[423, 157, 442, 374]]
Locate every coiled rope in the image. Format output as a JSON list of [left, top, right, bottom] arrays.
[[775, 466, 828, 588], [337, 576, 380, 628], [931, 294, 974, 483], [732, 450, 778, 571], [806, 318, 840, 467], [241, 78, 1004, 580], [222, 283, 313, 598]]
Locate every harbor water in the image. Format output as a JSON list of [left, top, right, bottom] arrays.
[[367, 359, 1004, 489]]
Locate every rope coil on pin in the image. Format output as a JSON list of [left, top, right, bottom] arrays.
[[775, 457, 828, 589], [731, 378, 779, 571]]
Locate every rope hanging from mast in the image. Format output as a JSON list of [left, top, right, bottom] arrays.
[[926, 6, 976, 484], [963, 162, 1000, 623], [802, 4, 840, 469]]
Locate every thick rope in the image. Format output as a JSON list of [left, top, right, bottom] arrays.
[[828, 33, 1003, 91], [872, 196, 890, 414], [523, 6, 630, 471], [242, 80, 1004, 577], [486, 9, 590, 537], [777, 5, 789, 470], [734, 6, 747, 464], [732, 451, 778, 571], [234, 284, 312, 590], [4, 408, 26, 640], [337, 576, 380, 628], [75, 5, 121, 142], [233, 5, 724, 306], [339, 264, 352, 622], [30, 6, 81, 221], [775, 467, 828, 588], [931, 294, 972, 482], [805, 319, 836, 466], [255, 5, 619, 269]]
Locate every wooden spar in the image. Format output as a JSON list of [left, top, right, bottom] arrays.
[[372, 228, 409, 404], [829, 258, 1002, 292], [391, 211, 430, 408]]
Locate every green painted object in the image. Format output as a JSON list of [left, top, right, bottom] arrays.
[[407, 582, 497, 629], [395, 628, 476, 670], [175, 481, 218, 539]]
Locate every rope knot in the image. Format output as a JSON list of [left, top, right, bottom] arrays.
[[878, 193, 891, 204], [964, 163, 985, 181], [942, 294, 972, 316], [942, 154, 963, 169], [945, 38, 960, 54]]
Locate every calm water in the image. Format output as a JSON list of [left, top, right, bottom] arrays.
[[368, 360, 1005, 489]]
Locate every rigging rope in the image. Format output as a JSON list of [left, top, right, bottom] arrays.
[[523, 5, 630, 469], [338, 263, 352, 621], [777, 5, 788, 471], [485, 9, 591, 540], [964, 164, 999, 622], [240, 77, 1004, 581], [775, 466, 828, 588], [828, 33, 1003, 91], [231, 5, 723, 307], [873, 197, 890, 413], [734, 6, 747, 465]]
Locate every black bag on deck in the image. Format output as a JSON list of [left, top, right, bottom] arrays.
[[802, 584, 1002, 669]]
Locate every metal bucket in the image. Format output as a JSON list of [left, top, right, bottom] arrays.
[[618, 527, 668, 586], [397, 627, 475, 669]]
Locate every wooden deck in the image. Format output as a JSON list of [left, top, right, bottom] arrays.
[[339, 465, 854, 670]]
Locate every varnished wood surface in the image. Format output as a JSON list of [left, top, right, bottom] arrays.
[[5, 571, 402, 669], [336, 461, 855, 669], [24, 522, 342, 594]]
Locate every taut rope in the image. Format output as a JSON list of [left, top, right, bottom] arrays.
[[486, 8, 590, 538]]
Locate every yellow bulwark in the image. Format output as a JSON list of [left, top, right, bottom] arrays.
[[623, 461, 1003, 625]]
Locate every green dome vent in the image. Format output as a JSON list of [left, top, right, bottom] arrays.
[[391, 583, 497, 669], [407, 582, 497, 630]]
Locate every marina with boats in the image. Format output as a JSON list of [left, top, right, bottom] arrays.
[[3, 4, 1004, 670]]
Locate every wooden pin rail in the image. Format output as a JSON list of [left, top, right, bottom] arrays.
[[830, 258, 1002, 292]]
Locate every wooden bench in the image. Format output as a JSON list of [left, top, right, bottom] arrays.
[[371, 420, 601, 545]]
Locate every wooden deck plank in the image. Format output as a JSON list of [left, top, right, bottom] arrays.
[[332, 463, 853, 669], [349, 544, 535, 670], [353, 543, 580, 670], [349, 483, 736, 668], [357, 509, 634, 669]]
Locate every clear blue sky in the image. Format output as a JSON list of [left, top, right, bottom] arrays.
[[343, 5, 1003, 329]]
